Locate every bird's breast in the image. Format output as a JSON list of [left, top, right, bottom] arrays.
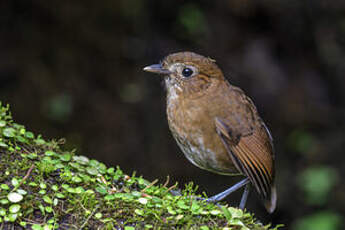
[[165, 85, 238, 175]]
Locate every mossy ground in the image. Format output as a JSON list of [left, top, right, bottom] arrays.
[[0, 103, 281, 229]]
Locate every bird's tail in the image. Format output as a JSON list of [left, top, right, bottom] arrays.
[[264, 184, 277, 213]]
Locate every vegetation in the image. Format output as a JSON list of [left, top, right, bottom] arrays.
[[0, 102, 281, 229]]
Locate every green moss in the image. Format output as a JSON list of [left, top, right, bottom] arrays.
[[0, 102, 281, 229]]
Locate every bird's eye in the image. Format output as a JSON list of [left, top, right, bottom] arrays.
[[182, 67, 193, 78]]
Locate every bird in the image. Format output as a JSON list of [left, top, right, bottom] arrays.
[[143, 51, 277, 213]]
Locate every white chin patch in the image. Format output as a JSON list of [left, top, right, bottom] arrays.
[[165, 79, 182, 101], [165, 77, 182, 92]]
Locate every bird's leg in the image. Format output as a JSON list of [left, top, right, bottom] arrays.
[[207, 178, 250, 202], [239, 183, 251, 210]]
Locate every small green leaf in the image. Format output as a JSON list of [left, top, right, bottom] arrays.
[[124, 226, 135, 230], [16, 135, 26, 143], [0, 199, 9, 205], [95, 186, 107, 194], [135, 209, 144, 216], [72, 176, 82, 183], [167, 206, 176, 215], [66, 187, 75, 193], [45, 206, 53, 213], [0, 184, 9, 190], [107, 167, 115, 175], [85, 189, 95, 194], [32, 224, 43, 230], [97, 163, 107, 174], [11, 178, 19, 187], [86, 167, 99, 176], [210, 209, 221, 215], [75, 187, 85, 194], [45, 151, 56, 156], [51, 185, 59, 191], [43, 196, 53, 204], [17, 189, 27, 195], [3, 128, 16, 138], [191, 201, 200, 212], [0, 120, 6, 127], [61, 184, 69, 189], [89, 159, 99, 167], [29, 182, 38, 187], [60, 153, 72, 162], [177, 200, 189, 210], [0, 142, 8, 148], [138, 198, 148, 205], [104, 195, 115, 201], [221, 206, 232, 221], [25, 131, 34, 139], [69, 162, 80, 169], [40, 183, 47, 189], [7, 213, 18, 222], [47, 218, 55, 224], [95, 212, 102, 219], [228, 207, 243, 218], [228, 219, 248, 229], [9, 204, 21, 213], [35, 138, 46, 145], [0, 208, 6, 216], [56, 193, 65, 199], [38, 204, 45, 215], [73, 155, 89, 165], [175, 214, 184, 220], [55, 163, 64, 169], [27, 153, 38, 159], [8, 192, 23, 203], [19, 128, 25, 135], [132, 191, 142, 197], [53, 198, 58, 206]]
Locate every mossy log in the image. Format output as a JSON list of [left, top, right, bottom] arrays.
[[0, 103, 280, 230]]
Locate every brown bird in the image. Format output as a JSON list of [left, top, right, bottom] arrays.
[[143, 52, 277, 213]]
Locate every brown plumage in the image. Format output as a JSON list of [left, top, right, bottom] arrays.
[[143, 51, 277, 213]]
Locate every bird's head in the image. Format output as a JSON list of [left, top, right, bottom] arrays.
[[143, 52, 224, 96]]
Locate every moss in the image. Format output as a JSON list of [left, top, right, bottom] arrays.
[[0, 102, 282, 229]]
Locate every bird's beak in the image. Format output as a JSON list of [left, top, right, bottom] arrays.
[[143, 64, 171, 75]]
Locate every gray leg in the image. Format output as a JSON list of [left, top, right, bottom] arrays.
[[208, 178, 250, 202], [239, 183, 250, 210]]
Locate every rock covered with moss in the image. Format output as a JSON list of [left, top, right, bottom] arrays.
[[0, 103, 281, 229]]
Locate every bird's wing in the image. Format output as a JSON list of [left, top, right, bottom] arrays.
[[214, 88, 275, 201]]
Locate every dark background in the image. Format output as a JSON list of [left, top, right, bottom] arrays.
[[1, 0, 344, 229]]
